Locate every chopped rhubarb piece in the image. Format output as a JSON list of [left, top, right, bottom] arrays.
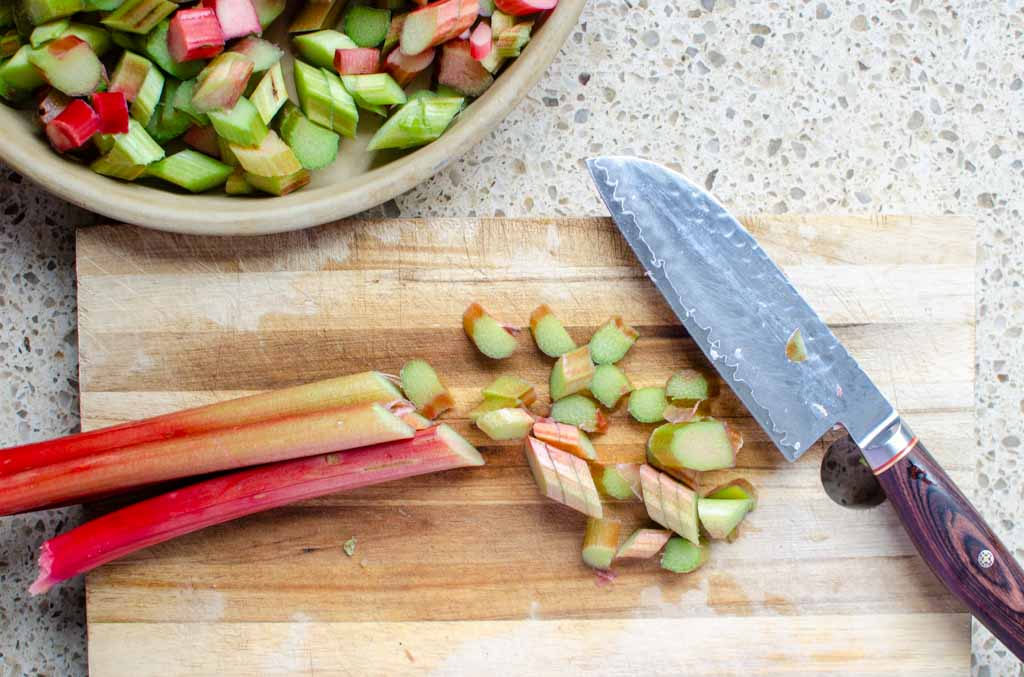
[[0, 371, 402, 478], [91, 90, 129, 133], [581, 517, 621, 570], [462, 301, 518, 359], [382, 11, 405, 52], [168, 7, 225, 62], [437, 39, 492, 96], [646, 442, 701, 489], [244, 167, 310, 195], [90, 152, 148, 180], [549, 345, 594, 401], [703, 478, 758, 510], [109, 51, 163, 125], [590, 364, 633, 409], [589, 316, 639, 364], [105, 118, 164, 165], [616, 528, 672, 560], [30, 425, 482, 593], [28, 35, 103, 96], [293, 61, 359, 136], [475, 408, 533, 441], [469, 21, 491, 59], [591, 462, 640, 500], [278, 102, 339, 170], [142, 20, 203, 80], [494, 20, 531, 58], [549, 394, 607, 433], [182, 123, 220, 157], [146, 149, 233, 192], [698, 497, 752, 540], [483, 374, 535, 406], [490, 8, 514, 34], [662, 400, 700, 424], [786, 328, 808, 362], [665, 369, 709, 402], [0, 402, 413, 516], [209, 95, 266, 145], [400, 0, 478, 55], [147, 85, 197, 144], [660, 536, 707, 573], [639, 464, 699, 543], [192, 52, 253, 112], [468, 395, 514, 420], [249, 61, 287, 123], [628, 387, 667, 423], [101, 0, 177, 34], [251, 0, 285, 28], [398, 411, 431, 430], [382, 44, 433, 86], [529, 304, 576, 357], [202, 0, 259, 40], [37, 87, 70, 124], [531, 419, 596, 461], [293, 29, 357, 68], [20, 0, 83, 25], [366, 94, 461, 149], [523, 437, 602, 518], [335, 47, 380, 74], [62, 23, 113, 57], [228, 36, 282, 72], [230, 130, 301, 176], [170, 78, 209, 124], [341, 72, 405, 111], [344, 5, 390, 47], [224, 168, 253, 193], [647, 419, 739, 472], [45, 98, 100, 152], [399, 359, 454, 418], [29, 18, 70, 48], [493, 0, 555, 16], [288, 0, 344, 33], [0, 46, 46, 94]]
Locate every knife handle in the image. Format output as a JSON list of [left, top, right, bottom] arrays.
[[865, 419, 1024, 660]]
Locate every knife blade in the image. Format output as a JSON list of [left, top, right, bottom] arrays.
[[588, 155, 1024, 660]]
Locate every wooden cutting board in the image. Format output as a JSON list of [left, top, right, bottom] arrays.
[[76, 215, 976, 676]]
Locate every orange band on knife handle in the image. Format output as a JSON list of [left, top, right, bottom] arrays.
[[871, 436, 919, 475]]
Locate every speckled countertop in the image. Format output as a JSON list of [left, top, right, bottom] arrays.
[[1, 1, 1021, 674]]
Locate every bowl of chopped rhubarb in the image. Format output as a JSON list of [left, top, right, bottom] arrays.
[[0, 0, 584, 234]]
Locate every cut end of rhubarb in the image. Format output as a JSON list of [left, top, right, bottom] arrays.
[[463, 302, 518, 359], [29, 544, 56, 595], [482, 374, 535, 406], [591, 363, 633, 409], [698, 497, 752, 540], [529, 304, 576, 357], [647, 419, 738, 472], [399, 359, 455, 419], [436, 423, 485, 466], [615, 528, 672, 560], [665, 369, 710, 402], [581, 517, 621, 570], [475, 408, 533, 441], [704, 478, 758, 510], [628, 387, 667, 423], [549, 346, 595, 401], [588, 316, 638, 365], [549, 394, 607, 434], [640, 463, 699, 544], [660, 536, 707, 574], [524, 437, 602, 518], [531, 419, 596, 461], [593, 463, 640, 501]]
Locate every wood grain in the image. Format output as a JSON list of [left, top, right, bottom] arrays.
[[76, 216, 976, 675]]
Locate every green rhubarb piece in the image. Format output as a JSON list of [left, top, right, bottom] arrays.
[[366, 95, 463, 151], [581, 517, 621, 570], [102, 0, 176, 34], [495, 21, 531, 58], [84, 0, 121, 10], [0, 30, 22, 57], [665, 369, 709, 402], [344, 5, 389, 48], [462, 301, 517, 359], [0, 44, 44, 92], [399, 358, 454, 418], [229, 36, 282, 73], [109, 29, 141, 51], [529, 304, 575, 357], [130, 57, 163, 125], [224, 168, 253, 194], [145, 84, 192, 143], [109, 51, 163, 124], [647, 419, 737, 472], [93, 131, 115, 153], [549, 346, 594, 401], [19, 0, 82, 25], [550, 395, 605, 433], [786, 328, 808, 362], [106, 118, 164, 165], [697, 498, 751, 540], [278, 103, 339, 170], [249, 62, 286, 124], [467, 395, 516, 421], [705, 479, 757, 509], [292, 29, 356, 68], [628, 387, 667, 423], [28, 35, 103, 96], [288, 0, 343, 33], [90, 152, 147, 180], [490, 8, 514, 34], [61, 23, 111, 56], [170, 78, 208, 125], [660, 536, 707, 574], [588, 317, 639, 365], [209, 96, 267, 147], [230, 129, 301, 178], [146, 149, 232, 192], [143, 20, 203, 81], [321, 67, 358, 135], [217, 135, 236, 165], [243, 167, 310, 195], [475, 408, 534, 441], [482, 375, 535, 406], [594, 464, 639, 501], [479, 48, 506, 74], [293, 60, 359, 136], [342, 73, 405, 110], [381, 11, 403, 52], [28, 18, 68, 46], [591, 364, 633, 409], [252, 0, 285, 29]]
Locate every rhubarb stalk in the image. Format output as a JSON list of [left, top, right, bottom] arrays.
[[581, 517, 621, 570], [523, 437, 602, 518], [615, 528, 672, 560], [531, 419, 596, 461], [30, 425, 483, 593], [0, 371, 402, 479]]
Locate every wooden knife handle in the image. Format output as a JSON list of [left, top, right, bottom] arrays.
[[869, 425, 1024, 659]]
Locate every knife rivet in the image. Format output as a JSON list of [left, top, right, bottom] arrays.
[[978, 549, 994, 569]]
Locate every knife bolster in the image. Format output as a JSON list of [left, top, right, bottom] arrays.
[[859, 417, 918, 474]]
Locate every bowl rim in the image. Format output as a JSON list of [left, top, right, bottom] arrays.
[[0, 0, 586, 236]]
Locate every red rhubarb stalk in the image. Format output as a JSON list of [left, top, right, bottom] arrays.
[[334, 47, 380, 75], [30, 425, 483, 594], [469, 21, 491, 60], [0, 371, 402, 478], [91, 91, 130, 133], [383, 45, 434, 86], [168, 7, 225, 62], [202, 0, 260, 39], [494, 0, 555, 16], [182, 123, 221, 157], [45, 99, 100, 152], [400, 0, 478, 55]]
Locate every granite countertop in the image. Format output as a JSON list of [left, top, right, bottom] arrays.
[[1, 1, 1021, 674]]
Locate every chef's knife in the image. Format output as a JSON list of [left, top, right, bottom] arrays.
[[587, 156, 1024, 660]]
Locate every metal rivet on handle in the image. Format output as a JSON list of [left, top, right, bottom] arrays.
[[978, 549, 995, 569]]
